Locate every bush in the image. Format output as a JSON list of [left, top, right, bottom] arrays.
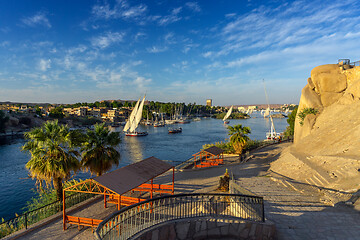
[[23, 179, 82, 212], [284, 106, 298, 137], [297, 107, 318, 126], [243, 139, 265, 152], [202, 141, 234, 154]]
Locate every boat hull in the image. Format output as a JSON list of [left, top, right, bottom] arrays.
[[223, 120, 230, 124], [168, 128, 182, 134], [125, 131, 148, 137]]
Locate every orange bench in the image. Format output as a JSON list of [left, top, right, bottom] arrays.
[[107, 195, 146, 207], [65, 215, 102, 232], [133, 183, 173, 194]]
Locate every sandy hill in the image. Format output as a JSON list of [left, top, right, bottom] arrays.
[[271, 62, 360, 206]]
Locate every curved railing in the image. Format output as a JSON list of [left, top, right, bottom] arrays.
[[94, 193, 264, 240]]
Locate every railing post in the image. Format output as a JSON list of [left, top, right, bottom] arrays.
[[25, 213, 28, 229], [261, 198, 265, 222]]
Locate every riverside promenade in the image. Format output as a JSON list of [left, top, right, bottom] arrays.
[[8, 143, 360, 240]]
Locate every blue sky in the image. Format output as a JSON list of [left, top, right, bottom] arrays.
[[1, 0, 360, 105]]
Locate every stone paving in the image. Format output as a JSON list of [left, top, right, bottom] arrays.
[[8, 142, 360, 240]]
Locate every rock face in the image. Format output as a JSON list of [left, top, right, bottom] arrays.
[[294, 63, 360, 142], [271, 62, 360, 199]]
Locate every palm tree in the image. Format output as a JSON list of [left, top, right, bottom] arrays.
[[22, 120, 82, 201], [227, 124, 251, 155], [81, 123, 121, 176]]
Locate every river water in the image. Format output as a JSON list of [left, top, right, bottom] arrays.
[[0, 115, 288, 220]]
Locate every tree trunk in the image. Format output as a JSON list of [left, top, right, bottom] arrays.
[[53, 177, 63, 201]]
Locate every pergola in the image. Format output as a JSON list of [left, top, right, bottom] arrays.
[[62, 156, 175, 231], [193, 146, 224, 168]]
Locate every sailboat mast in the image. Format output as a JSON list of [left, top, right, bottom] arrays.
[[263, 80, 276, 135]]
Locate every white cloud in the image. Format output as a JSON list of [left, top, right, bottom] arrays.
[[202, 51, 212, 58], [22, 12, 51, 28], [0, 41, 10, 47], [91, 0, 147, 20], [38, 59, 51, 71], [164, 32, 176, 44], [215, 0, 359, 57], [147, 46, 168, 53], [158, 7, 182, 26], [91, 32, 125, 49], [185, 2, 201, 12], [135, 32, 147, 41]]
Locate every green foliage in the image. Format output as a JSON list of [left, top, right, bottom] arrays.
[[49, 106, 64, 119], [297, 107, 318, 126], [0, 110, 9, 133], [78, 116, 102, 125], [215, 112, 249, 119], [81, 123, 121, 176], [23, 179, 82, 212], [202, 141, 234, 154], [22, 120, 83, 200], [243, 139, 265, 152], [284, 106, 298, 137], [227, 124, 251, 155], [35, 107, 42, 116]]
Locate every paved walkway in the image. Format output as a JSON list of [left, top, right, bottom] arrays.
[[10, 143, 360, 240]]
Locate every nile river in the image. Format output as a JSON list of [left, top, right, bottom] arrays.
[[0, 115, 288, 220]]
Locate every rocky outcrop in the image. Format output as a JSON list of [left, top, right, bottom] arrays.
[[294, 63, 360, 143], [271, 62, 360, 202]]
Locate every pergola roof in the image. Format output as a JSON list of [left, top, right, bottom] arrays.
[[93, 156, 173, 195], [203, 146, 224, 155]]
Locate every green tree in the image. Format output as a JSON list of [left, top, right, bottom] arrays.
[[49, 107, 64, 119], [0, 110, 9, 133], [81, 123, 121, 176], [284, 106, 298, 137], [227, 124, 251, 155], [22, 120, 83, 200]]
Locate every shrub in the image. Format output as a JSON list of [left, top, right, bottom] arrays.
[[284, 106, 298, 136], [297, 107, 319, 126], [202, 141, 234, 154]]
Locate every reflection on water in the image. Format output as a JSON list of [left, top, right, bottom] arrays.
[[0, 116, 288, 220], [123, 136, 144, 163]]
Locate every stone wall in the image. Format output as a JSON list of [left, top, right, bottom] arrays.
[[132, 217, 276, 240]]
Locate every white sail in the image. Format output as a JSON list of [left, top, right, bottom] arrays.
[[223, 105, 233, 121], [285, 108, 289, 114], [123, 98, 140, 132], [263, 107, 270, 118], [130, 96, 145, 132]]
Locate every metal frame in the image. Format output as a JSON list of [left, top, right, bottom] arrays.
[[193, 150, 224, 168], [94, 193, 265, 240], [62, 167, 175, 231]]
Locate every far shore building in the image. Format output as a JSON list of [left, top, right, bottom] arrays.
[[206, 99, 212, 107], [237, 106, 246, 112]]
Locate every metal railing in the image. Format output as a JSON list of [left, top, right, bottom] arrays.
[[94, 193, 264, 240], [350, 61, 360, 67], [0, 192, 95, 238]]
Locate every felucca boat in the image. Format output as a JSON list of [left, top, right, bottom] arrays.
[[123, 96, 148, 136], [223, 105, 233, 124]]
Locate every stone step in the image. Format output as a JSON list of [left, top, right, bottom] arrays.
[[314, 172, 329, 185], [289, 148, 334, 185]]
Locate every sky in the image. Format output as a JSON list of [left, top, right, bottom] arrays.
[[1, 0, 360, 106]]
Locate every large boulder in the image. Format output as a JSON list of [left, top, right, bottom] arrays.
[[294, 63, 359, 143]]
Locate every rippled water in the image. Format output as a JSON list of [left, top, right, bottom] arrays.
[[0, 115, 288, 220]]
